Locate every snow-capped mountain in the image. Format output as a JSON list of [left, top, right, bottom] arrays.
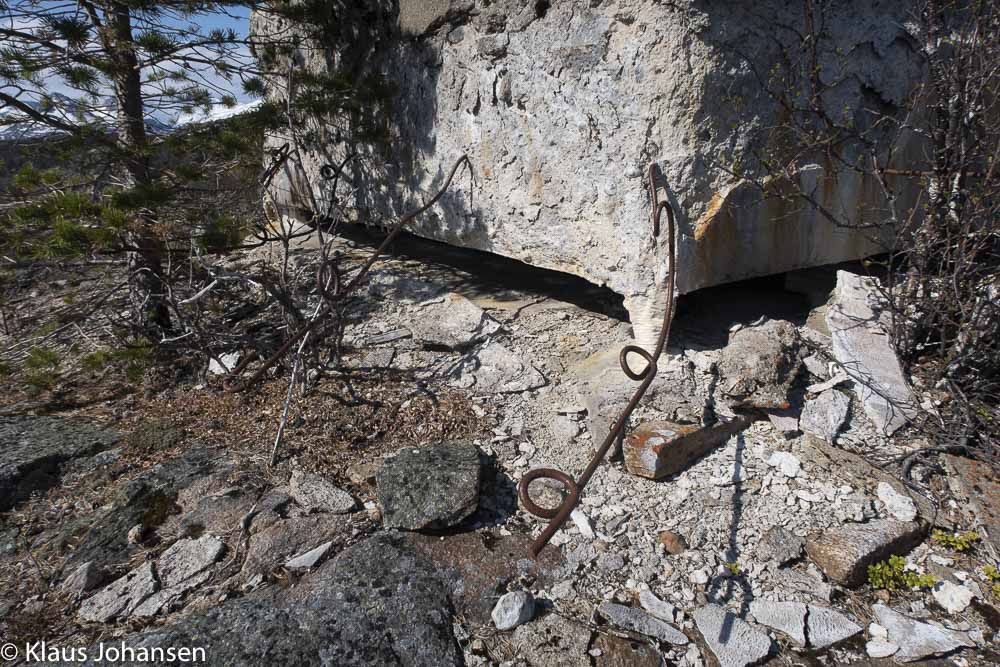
[[0, 94, 261, 142]]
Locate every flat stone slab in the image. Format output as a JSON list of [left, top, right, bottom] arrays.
[[410, 292, 501, 349], [826, 271, 918, 434], [693, 604, 772, 667], [289, 470, 356, 513], [598, 602, 688, 645], [1, 416, 119, 510], [377, 441, 481, 530], [805, 519, 924, 587], [624, 418, 751, 480], [873, 603, 973, 662], [78, 562, 158, 623]]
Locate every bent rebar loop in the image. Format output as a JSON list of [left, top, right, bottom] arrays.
[[517, 163, 677, 559]]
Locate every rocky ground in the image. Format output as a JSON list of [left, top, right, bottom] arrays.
[[1, 228, 998, 666]]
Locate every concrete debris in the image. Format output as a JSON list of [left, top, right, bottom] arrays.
[[718, 319, 803, 410], [410, 292, 501, 348], [376, 441, 481, 530], [284, 541, 333, 571], [932, 581, 974, 615], [805, 605, 863, 649], [289, 470, 357, 514], [748, 600, 808, 645], [598, 601, 688, 645], [805, 371, 850, 394], [208, 351, 240, 375], [805, 519, 924, 587], [876, 481, 918, 523], [570, 508, 594, 539], [450, 339, 546, 393], [798, 390, 850, 443], [693, 604, 772, 667], [766, 451, 801, 478], [624, 418, 751, 480], [866, 639, 900, 658], [873, 603, 974, 662], [826, 271, 918, 434], [639, 590, 678, 623], [491, 590, 535, 631]]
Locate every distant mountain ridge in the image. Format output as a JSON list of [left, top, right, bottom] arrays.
[[0, 94, 262, 142]]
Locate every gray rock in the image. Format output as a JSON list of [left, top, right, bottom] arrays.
[[491, 591, 534, 630], [261, 2, 925, 351], [799, 390, 850, 442], [598, 602, 688, 645], [78, 562, 158, 623], [409, 292, 500, 349], [157, 535, 226, 588], [66, 446, 231, 571], [284, 541, 333, 570], [289, 470, 356, 513], [377, 441, 481, 530], [598, 552, 625, 572], [718, 320, 803, 410], [873, 603, 974, 662], [0, 416, 119, 511], [757, 526, 804, 566], [242, 514, 352, 579], [130, 535, 226, 618], [512, 613, 592, 666], [639, 590, 678, 623], [805, 519, 924, 587], [876, 481, 918, 522], [61, 561, 105, 597], [807, 606, 863, 649], [693, 604, 772, 667], [826, 272, 918, 434], [450, 340, 545, 393], [71, 533, 462, 666], [749, 600, 808, 645]]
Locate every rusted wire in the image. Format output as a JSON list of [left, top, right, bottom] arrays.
[[223, 154, 473, 392], [517, 163, 677, 558]]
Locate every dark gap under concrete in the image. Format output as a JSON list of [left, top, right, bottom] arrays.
[[328, 223, 876, 349]]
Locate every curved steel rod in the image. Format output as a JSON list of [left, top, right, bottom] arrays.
[[517, 163, 676, 558]]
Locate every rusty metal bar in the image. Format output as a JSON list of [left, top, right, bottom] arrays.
[[517, 163, 677, 558]]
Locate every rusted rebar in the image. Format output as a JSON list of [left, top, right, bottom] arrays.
[[517, 163, 677, 558]]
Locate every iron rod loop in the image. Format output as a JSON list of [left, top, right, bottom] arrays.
[[517, 163, 676, 558]]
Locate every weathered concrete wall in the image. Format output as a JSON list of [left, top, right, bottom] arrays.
[[257, 0, 925, 347]]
